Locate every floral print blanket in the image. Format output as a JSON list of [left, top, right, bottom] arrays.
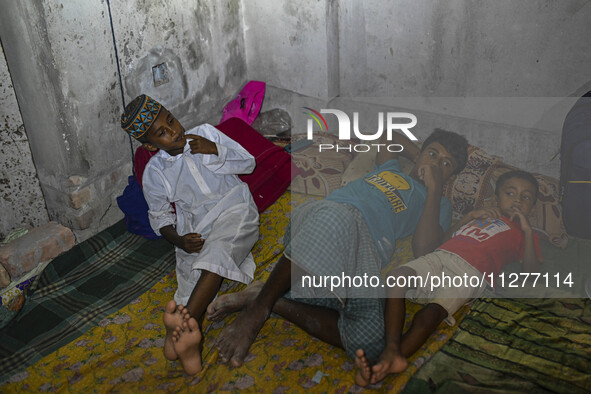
[[0, 192, 468, 392]]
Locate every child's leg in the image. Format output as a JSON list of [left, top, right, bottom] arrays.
[[213, 255, 345, 368], [272, 294, 342, 348], [362, 302, 447, 386], [360, 268, 411, 386], [171, 269, 223, 374], [213, 255, 291, 366], [185, 270, 224, 323], [209, 256, 342, 357], [400, 302, 447, 357], [355, 266, 418, 386]]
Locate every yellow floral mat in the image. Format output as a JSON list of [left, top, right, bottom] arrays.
[[2, 192, 468, 393]]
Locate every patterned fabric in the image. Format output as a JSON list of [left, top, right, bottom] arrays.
[[283, 200, 386, 361], [0, 193, 469, 392], [442, 145, 500, 221], [405, 297, 591, 393], [120, 94, 163, 139], [285, 200, 384, 300], [289, 134, 353, 196], [0, 221, 175, 383]]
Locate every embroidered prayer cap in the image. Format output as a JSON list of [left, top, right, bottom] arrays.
[[121, 94, 163, 139]]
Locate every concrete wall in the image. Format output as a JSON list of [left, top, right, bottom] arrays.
[[0, 0, 247, 241], [115, 0, 247, 128], [242, 0, 339, 98], [1, 0, 589, 241], [339, 0, 591, 98], [0, 45, 49, 240], [244, 0, 591, 178]]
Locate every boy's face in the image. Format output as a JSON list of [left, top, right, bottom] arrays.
[[142, 108, 186, 156], [413, 142, 458, 183], [496, 177, 536, 217]]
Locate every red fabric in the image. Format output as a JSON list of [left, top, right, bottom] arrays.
[[439, 216, 542, 279], [216, 117, 301, 212], [134, 146, 158, 188], [133, 146, 176, 214]]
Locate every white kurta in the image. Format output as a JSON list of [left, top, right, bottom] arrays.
[[142, 123, 259, 305]]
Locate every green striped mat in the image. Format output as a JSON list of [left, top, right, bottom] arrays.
[[404, 297, 591, 393], [0, 220, 175, 383]]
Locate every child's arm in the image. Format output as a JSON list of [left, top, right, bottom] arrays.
[[187, 124, 255, 175], [143, 167, 206, 254], [511, 210, 542, 272], [375, 130, 420, 166], [159, 225, 205, 254], [412, 164, 445, 257], [441, 207, 502, 243]]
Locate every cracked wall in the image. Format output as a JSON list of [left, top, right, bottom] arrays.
[[1, 0, 589, 241], [0, 45, 49, 240], [0, 0, 247, 241]]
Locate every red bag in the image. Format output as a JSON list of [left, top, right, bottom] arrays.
[[216, 118, 301, 212], [219, 81, 266, 125]]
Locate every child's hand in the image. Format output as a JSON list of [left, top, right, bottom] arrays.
[[510, 209, 533, 233], [418, 164, 443, 192], [469, 207, 502, 220], [186, 135, 218, 155], [181, 233, 205, 253]]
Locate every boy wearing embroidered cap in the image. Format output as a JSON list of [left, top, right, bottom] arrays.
[[121, 94, 259, 375]]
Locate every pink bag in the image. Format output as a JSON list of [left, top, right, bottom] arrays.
[[219, 81, 266, 125]]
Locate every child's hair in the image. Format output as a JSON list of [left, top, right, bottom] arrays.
[[421, 128, 469, 174], [495, 170, 539, 203]]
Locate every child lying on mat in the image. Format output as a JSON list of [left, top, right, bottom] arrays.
[[120, 94, 259, 374], [355, 169, 543, 386], [206, 129, 469, 380]]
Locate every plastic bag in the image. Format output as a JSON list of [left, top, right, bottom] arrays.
[[251, 108, 292, 137]]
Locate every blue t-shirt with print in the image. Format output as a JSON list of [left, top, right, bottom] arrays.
[[326, 159, 451, 265]]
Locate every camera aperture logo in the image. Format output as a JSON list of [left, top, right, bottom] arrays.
[[303, 108, 418, 153]]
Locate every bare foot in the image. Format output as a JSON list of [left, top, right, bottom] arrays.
[[172, 318, 203, 375], [369, 346, 408, 385], [163, 300, 190, 361], [354, 349, 372, 387], [206, 281, 264, 321], [214, 301, 270, 367]]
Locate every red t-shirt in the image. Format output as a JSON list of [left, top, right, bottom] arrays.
[[438, 216, 541, 280]]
